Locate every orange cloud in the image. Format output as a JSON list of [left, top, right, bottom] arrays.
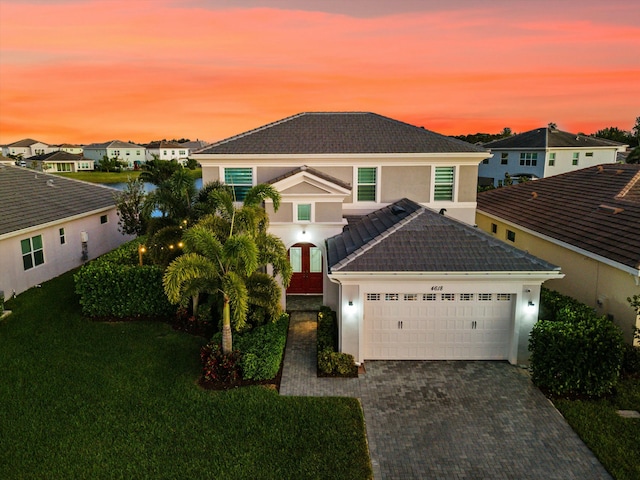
[[1, 0, 639, 144]]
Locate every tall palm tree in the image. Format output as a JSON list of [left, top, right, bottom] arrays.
[[163, 184, 292, 353]]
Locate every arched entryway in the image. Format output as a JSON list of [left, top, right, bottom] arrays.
[[287, 242, 323, 294]]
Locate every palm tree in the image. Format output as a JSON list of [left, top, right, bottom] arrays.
[[163, 184, 292, 353]]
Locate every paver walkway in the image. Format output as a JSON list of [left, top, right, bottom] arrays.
[[280, 311, 612, 480]]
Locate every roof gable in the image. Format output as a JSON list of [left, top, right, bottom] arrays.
[[327, 199, 558, 273], [268, 165, 351, 196], [198, 112, 488, 155], [477, 164, 640, 272], [0, 165, 117, 237]]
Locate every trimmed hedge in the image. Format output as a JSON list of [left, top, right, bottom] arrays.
[[317, 307, 357, 377], [207, 313, 289, 381], [74, 238, 173, 318], [529, 289, 625, 397]]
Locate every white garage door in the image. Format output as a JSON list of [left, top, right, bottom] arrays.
[[363, 292, 514, 360]]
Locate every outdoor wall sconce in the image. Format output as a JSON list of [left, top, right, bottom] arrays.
[[528, 301, 535, 307], [348, 301, 353, 306]]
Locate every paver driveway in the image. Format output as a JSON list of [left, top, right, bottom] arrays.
[[280, 312, 611, 480]]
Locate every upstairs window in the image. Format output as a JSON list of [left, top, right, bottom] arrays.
[[357, 167, 377, 202], [585, 152, 593, 157], [500, 153, 508, 165], [297, 204, 311, 222], [59, 228, 66, 245], [548, 152, 556, 166], [224, 167, 253, 201], [434, 167, 455, 201], [21, 235, 44, 270], [519, 152, 538, 166], [572, 152, 579, 165]]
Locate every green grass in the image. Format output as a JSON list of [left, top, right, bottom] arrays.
[[54, 168, 202, 184], [553, 378, 640, 480], [0, 271, 372, 479]]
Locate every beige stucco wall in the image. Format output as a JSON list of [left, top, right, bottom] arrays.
[[476, 212, 640, 343], [381, 166, 430, 203], [256, 166, 298, 184], [201, 166, 219, 184], [458, 165, 479, 202], [316, 202, 343, 223], [0, 207, 133, 297], [266, 202, 293, 223]]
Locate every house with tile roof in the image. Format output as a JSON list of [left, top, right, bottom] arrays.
[[28, 151, 94, 173], [477, 164, 640, 345], [194, 112, 563, 364], [83, 140, 146, 169], [144, 140, 189, 164], [2, 138, 54, 159], [478, 127, 627, 187], [0, 165, 132, 297]]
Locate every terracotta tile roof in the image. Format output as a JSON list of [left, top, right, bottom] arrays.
[[477, 164, 640, 271], [198, 112, 488, 155], [0, 165, 118, 236], [484, 127, 627, 149], [267, 165, 352, 190], [327, 199, 558, 273]]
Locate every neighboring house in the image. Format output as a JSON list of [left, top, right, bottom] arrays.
[[28, 151, 94, 173], [180, 139, 209, 154], [194, 112, 563, 364], [477, 164, 640, 345], [479, 127, 627, 187], [144, 140, 189, 164], [0, 165, 132, 297], [83, 140, 146, 169], [57, 143, 84, 155], [3, 138, 54, 159]]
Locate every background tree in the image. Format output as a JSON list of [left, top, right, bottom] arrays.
[[98, 155, 125, 173], [139, 157, 182, 185], [114, 177, 152, 236]]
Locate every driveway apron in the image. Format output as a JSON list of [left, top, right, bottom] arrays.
[[280, 311, 611, 480]]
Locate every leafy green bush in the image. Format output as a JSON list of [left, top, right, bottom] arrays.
[[235, 313, 289, 380], [529, 308, 624, 397], [621, 344, 640, 378], [317, 307, 356, 377], [74, 238, 173, 318]]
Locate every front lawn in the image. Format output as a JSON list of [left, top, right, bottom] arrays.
[[0, 271, 372, 479], [553, 379, 640, 480]]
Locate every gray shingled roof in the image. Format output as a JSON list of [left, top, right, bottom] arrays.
[[7, 138, 45, 147], [84, 140, 143, 149], [29, 151, 84, 162], [484, 127, 626, 150], [0, 165, 119, 236], [327, 199, 558, 273], [198, 112, 488, 155], [267, 165, 352, 190], [477, 164, 640, 271]]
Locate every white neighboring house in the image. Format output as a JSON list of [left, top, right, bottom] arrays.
[[29, 151, 94, 173], [57, 144, 84, 155], [83, 140, 146, 169], [478, 127, 627, 187], [0, 165, 133, 297], [194, 112, 563, 365], [3, 138, 55, 159], [144, 140, 189, 164]]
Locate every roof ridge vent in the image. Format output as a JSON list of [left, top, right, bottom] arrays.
[[598, 204, 624, 214]]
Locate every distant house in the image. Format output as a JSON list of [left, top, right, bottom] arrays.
[[477, 164, 640, 345], [83, 140, 146, 169], [3, 138, 54, 159], [57, 144, 84, 155], [479, 127, 627, 187], [194, 112, 563, 365], [179, 140, 209, 153], [0, 165, 132, 297], [28, 151, 94, 173], [144, 140, 189, 164]]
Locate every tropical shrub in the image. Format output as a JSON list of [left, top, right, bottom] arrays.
[[621, 343, 640, 378], [74, 238, 173, 318], [530, 290, 625, 397], [317, 307, 357, 377], [200, 343, 241, 384]]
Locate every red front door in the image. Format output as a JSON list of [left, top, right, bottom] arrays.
[[287, 243, 323, 294]]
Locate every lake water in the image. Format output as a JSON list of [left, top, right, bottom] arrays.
[[103, 178, 203, 217]]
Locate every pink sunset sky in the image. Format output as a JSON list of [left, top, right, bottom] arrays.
[[1, 0, 639, 145]]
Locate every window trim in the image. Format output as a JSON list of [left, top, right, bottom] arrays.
[[572, 152, 580, 166], [519, 152, 538, 166], [100, 214, 108, 224], [355, 167, 378, 203], [59, 228, 66, 245], [223, 166, 255, 201], [295, 203, 313, 222], [432, 166, 456, 202], [21, 234, 45, 270], [548, 152, 556, 166], [500, 152, 508, 165], [506, 229, 516, 242]]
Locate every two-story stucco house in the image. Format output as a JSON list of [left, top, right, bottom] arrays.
[[83, 140, 146, 169], [144, 140, 189, 164], [478, 127, 627, 187], [193, 112, 563, 365], [3, 138, 54, 159], [0, 165, 132, 297]]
